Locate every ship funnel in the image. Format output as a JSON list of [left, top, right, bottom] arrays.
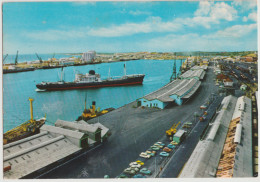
[[29, 98, 34, 121]]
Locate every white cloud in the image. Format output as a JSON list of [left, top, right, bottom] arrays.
[[194, 1, 213, 16], [129, 10, 151, 16], [141, 23, 257, 52], [205, 23, 257, 38], [232, 0, 257, 11], [87, 2, 238, 37], [210, 2, 237, 21], [243, 12, 257, 22], [88, 16, 182, 37]]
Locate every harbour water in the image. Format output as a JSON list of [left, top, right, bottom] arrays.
[[3, 59, 184, 132]]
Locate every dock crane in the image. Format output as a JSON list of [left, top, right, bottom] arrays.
[[35, 53, 43, 63], [170, 52, 178, 82], [166, 121, 181, 137], [14, 51, 18, 65], [3, 54, 8, 63]]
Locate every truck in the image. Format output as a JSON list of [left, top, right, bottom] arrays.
[[172, 129, 186, 144]]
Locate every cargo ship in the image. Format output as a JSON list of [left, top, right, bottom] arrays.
[[76, 100, 115, 122], [3, 98, 46, 145], [36, 65, 145, 91], [3, 66, 35, 74]]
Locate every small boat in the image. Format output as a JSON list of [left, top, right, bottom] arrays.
[[76, 100, 114, 122], [3, 98, 46, 145]]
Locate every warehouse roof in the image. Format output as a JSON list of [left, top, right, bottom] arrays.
[[180, 69, 205, 80], [77, 120, 109, 138], [191, 65, 207, 70], [3, 132, 81, 179], [55, 119, 100, 133], [233, 96, 253, 177], [40, 124, 85, 139], [180, 95, 238, 178], [142, 79, 200, 102]]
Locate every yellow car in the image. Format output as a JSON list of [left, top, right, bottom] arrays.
[[171, 141, 178, 145], [136, 160, 144, 165]]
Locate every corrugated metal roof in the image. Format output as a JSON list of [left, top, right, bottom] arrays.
[[143, 79, 200, 102], [180, 95, 238, 178], [55, 119, 99, 133], [40, 125, 85, 139], [4, 133, 81, 179]]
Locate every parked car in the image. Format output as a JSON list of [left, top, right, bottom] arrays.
[[160, 152, 169, 157], [117, 174, 128, 178], [136, 160, 144, 165], [140, 168, 152, 175], [133, 174, 146, 178], [170, 141, 178, 145], [130, 166, 140, 172], [124, 168, 136, 175], [130, 164, 141, 168], [150, 146, 160, 150], [163, 147, 172, 153], [129, 162, 141, 168], [153, 143, 164, 148], [155, 142, 165, 146], [167, 144, 175, 149], [146, 150, 155, 156], [139, 152, 151, 158]]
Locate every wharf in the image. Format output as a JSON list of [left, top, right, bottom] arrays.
[[37, 62, 219, 179]]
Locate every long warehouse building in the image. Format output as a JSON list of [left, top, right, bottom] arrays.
[[138, 66, 206, 109], [179, 95, 253, 178], [3, 120, 109, 179]]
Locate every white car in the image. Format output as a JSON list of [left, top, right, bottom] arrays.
[[124, 168, 136, 175], [139, 152, 151, 159], [130, 166, 140, 172], [153, 144, 163, 148], [130, 163, 141, 168]]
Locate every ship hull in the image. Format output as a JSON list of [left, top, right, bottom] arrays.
[[3, 67, 35, 74], [36, 75, 145, 91]]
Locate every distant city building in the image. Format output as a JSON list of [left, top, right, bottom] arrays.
[[81, 51, 96, 63]]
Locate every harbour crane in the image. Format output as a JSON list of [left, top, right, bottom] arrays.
[[14, 51, 18, 65], [35, 53, 43, 63], [3, 54, 8, 63], [170, 52, 177, 82]]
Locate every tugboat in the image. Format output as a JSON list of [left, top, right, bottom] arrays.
[[76, 99, 114, 122], [3, 98, 46, 145], [36, 64, 145, 91]]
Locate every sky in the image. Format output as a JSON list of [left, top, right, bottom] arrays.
[[2, 0, 258, 54]]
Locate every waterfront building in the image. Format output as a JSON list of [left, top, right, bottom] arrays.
[[81, 51, 96, 63], [138, 78, 201, 108], [3, 119, 109, 179]]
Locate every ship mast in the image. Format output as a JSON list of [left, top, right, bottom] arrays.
[[108, 66, 111, 79], [60, 67, 64, 82], [124, 63, 126, 77]]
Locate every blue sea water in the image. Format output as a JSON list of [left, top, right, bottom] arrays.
[[3, 59, 184, 132]]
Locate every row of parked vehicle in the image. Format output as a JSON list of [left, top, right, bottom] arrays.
[[120, 160, 152, 178]]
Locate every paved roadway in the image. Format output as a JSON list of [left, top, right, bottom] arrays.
[[159, 96, 223, 178], [39, 63, 219, 179]]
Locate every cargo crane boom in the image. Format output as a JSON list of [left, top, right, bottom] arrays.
[[3, 54, 8, 63], [14, 51, 18, 65], [166, 121, 181, 137], [35, 53, 43, 63]]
